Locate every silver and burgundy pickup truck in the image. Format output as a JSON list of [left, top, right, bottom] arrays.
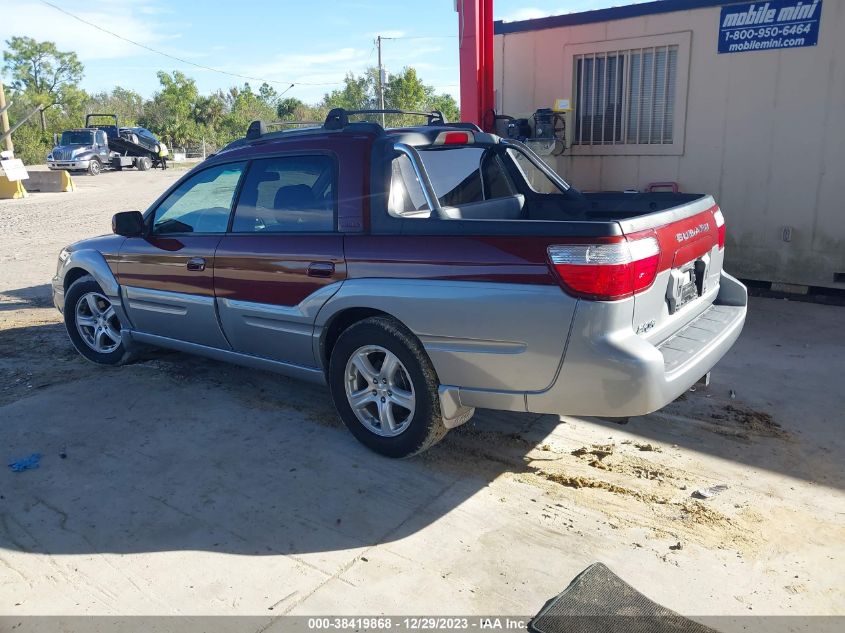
[[52, 109, 747, 457]]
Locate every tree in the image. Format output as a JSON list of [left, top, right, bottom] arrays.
[[193, 94, 225, 127], [321, 67, 460, 127], [258, 82, 279, 109], [277, 97, 305, 119], [140, 70, 199, 147], [205, 82, 275, 142], [385, 67, 428, 110], [426, 93, 460, 124], [322, 71, 376, 111], [88, 86, 144, 126], [2, 36, 84, 131]]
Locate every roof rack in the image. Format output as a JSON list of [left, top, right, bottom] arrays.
[[246, 120, 322, 140], [243, 109, 482, 144], [323, 108, 446, 130]]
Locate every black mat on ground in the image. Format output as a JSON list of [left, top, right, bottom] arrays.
[[529, 562, 719, 633]]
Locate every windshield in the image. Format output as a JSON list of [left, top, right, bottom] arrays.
[[60, 131, 94, 145]]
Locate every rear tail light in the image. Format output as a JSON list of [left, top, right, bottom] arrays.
[[433, 131, 474, 145], [713, 208, 726, 250], [548, 235, 661, 300]]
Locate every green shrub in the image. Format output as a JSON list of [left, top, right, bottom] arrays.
[[9, 123, 51, 166]]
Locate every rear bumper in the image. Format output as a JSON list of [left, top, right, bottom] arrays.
[[454, 271, 747, 417]]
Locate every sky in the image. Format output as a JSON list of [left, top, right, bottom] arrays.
[[1, 0, 652, 104]]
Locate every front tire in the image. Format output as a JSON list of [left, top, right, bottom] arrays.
[[87, 159, 102, 176], [64, 275, 132, 365], [329, 316, 448, 458]]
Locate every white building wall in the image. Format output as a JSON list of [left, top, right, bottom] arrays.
[[494, 1, 845, 288]]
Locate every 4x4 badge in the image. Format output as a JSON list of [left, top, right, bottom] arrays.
[[636, 319, 656, 335]]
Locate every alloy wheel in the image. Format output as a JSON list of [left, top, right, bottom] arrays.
[[75, 292, 121, 354], [344, 345, 416, 437]]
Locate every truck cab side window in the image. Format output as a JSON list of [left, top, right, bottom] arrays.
[[152, 162, 246, 234], [388, 154, 431, 218], [231, 156, 335, 233]]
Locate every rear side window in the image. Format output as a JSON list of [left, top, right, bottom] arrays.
[[232, 155, 335, 233]]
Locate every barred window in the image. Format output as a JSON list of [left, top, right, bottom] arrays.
[[574, 46, 678, 146]]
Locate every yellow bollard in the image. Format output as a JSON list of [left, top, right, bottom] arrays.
[[0, 174, 27, 198]]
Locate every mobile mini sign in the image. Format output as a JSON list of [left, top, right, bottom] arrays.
[[718, 0, 823, 54]]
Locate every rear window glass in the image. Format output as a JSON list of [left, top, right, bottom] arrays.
[[417, 147, 515, 207], [385, 144, 569, 220]]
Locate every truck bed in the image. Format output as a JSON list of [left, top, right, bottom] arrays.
[[375, 189, 711, 238], [581, 192, 705, 220]]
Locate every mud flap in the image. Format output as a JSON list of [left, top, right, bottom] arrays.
[[438, 385, 476, 429]]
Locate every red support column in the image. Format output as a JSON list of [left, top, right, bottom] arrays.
[[457, 0, 495, 131]]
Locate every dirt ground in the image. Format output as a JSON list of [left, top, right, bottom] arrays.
[[1, 170, 844, 621]]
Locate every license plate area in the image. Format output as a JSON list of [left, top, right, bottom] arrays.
[[666, 255, 709, 314]]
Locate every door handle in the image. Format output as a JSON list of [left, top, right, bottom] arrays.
[[186, 257, 206, 271], [307, 261, 335, 278]]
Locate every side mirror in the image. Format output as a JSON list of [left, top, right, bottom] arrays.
[[112, 211, 145, 237], [53, 133, 59, 146]]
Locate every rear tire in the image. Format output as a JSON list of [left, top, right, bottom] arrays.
[[64, 275, 132, 366], [328, 316, 448, 458], [136, 157, 151, 171], [87, 159, 102, 176]]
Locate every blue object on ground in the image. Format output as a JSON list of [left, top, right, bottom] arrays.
[[8, 453, 42, 472]]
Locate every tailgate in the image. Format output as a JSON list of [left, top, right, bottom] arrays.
[[618, 195, 725, 344]]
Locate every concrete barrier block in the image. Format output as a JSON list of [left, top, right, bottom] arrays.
[[24, 170, 76, 193], [0, 175, 28, 198]]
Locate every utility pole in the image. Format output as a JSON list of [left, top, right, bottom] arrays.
[[376, 35, 386, 127], [0, 80, 13, 155]]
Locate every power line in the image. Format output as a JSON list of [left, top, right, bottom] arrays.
[[36, 0, 346, 87], [386, 35, 458, 40]]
